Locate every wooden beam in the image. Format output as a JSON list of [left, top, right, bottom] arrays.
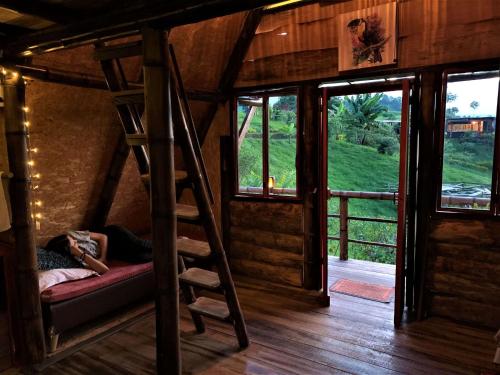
[[18, 64, 109, 90], [3, 73, 46, 366], [90, 133, 130, 230], [238, 106, 257, 150], [0, 1, 78, 24], [142, 26, 180, 374], [199, 9, 263, 144], [5, 0, 278, 57]]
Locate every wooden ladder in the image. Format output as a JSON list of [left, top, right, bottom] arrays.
[[94, 40, 249, 348]]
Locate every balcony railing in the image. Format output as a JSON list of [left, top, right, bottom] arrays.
[[327, 190, 490, 261]]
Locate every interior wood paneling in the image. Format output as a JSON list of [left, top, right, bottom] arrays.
[[236, 0, 500, 87], [426, 218, 500, 329], [229, 200, 304, 287]]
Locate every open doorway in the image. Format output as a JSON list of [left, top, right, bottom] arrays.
[[320, 77, 412, 325]]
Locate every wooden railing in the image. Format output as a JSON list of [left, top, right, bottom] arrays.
[[327, 189, 490, 261], [328, 190, 397, 261]]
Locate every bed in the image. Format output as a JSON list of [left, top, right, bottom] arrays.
[[40, 261, 154, 352]]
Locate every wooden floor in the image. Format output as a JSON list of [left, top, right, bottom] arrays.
[[37, 259, 497, 375]]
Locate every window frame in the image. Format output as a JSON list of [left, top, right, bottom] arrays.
[[436, 66, 500, 216], [231, 87, 302, 201]]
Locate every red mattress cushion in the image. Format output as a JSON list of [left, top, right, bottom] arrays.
[[40, 261, 153, 303]]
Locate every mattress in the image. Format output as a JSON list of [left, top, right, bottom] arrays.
[[41, 261, 153, 303], [41, 261, 155, 335]]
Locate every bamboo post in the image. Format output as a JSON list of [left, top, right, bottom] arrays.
[[302, 85, 320, 289], [339, 196, 349, 261], [3, 71, 46, 365], [142, 27, 180, 374]]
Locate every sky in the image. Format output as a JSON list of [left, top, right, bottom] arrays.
[[447, 77, 498, 117]]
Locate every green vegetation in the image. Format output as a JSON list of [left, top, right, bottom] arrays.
[[237, 92, 494, 265]]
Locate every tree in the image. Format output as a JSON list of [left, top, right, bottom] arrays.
[[446, 92, 459, 119], [340, 93, 388, 145], [470, 100, 479, 111]]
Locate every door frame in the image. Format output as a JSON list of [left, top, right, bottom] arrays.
[[319, 78, 415, 326]]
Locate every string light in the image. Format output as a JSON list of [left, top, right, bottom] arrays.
[[1, 68, 44, 230]]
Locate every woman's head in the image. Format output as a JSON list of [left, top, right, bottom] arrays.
[[46, 235, 70, 255]]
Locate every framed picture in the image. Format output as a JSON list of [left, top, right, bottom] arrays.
[[338, 1, 397, 72]]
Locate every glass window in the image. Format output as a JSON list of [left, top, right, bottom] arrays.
[[237, 97, 263, 194], [236, 92, 299, 197], [268, 95, 297, 196], [440, 70, 499, 211]]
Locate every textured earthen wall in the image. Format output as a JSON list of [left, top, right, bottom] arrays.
[[25, 80, 149, 246]]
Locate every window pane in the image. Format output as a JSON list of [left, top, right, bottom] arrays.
[[237, 97, 263, 194], [268, 95, 297, 196], [440, 70, 499, 210]]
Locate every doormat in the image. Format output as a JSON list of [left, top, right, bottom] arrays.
[[329, 279, 394, 303]]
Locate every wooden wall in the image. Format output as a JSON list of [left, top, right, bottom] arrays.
[[229, 201, 304, 287], [236, 0, 500, 87], [425, 218, 500, 329]]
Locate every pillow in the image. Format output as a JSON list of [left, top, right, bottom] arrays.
[[38, 268, 98, 293], [37, 248, 81, 270]]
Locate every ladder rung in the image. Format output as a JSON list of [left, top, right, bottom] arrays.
[[94, 40, 143, 61], [141, 171, 189, 185], [188, 297, 230, 321], [126, 134, 147, 146], [179, 268, 220, 290], [112, 89, 145, 105], [177, 238, 211, 259], [176, 204, 200, 222]]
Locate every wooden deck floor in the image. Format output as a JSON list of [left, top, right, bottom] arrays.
[[38, 260, 497, 375]]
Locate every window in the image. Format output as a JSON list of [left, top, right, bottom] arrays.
[[235, 92, 298, 197], [438, 69, 500, 212]]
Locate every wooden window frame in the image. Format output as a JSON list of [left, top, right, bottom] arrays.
[[435, 66, 500, 216], [231, 88, 302, 201]]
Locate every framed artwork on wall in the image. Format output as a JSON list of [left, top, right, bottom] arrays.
[[338, 1, 397, 72]]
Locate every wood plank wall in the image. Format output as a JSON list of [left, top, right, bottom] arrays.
[[235, 0, 500, 87], [229, 201, 304, 287], [426, 218, 500, 329]]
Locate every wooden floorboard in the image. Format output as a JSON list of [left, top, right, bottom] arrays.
[[34, 260, 496, 374]]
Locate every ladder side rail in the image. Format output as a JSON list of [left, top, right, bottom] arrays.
[[115, 59, 147, 135], [168, 44, 214, 204], [171, 85, 249, 348]]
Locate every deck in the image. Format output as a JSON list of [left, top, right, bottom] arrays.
[[38, 260, 496, 375]]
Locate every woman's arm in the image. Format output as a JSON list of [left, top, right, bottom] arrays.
[[89, 232, 108, 262], [70, 245, 109, 275]]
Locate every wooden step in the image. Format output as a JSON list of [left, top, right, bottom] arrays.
[[126, 134, 147, 146], [141, 171, 189, 186], [177, 238, 211, 259], [176, 204, 200, 222], [112, 89, 144, 105], [94, 40, 143, 61], [188, 297, 230, 321], [179, 268, 220, 290]]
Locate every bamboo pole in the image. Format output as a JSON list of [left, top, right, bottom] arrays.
[[339, 196, 348, 261], [3, 72, 46, 365], [142, 27, 180, 374]]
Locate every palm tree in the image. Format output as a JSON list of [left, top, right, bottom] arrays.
[[341, 93, 387, 145]]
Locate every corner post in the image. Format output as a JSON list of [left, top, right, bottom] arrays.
[[142, 27, 181, 374], [3, 70, 46, 365]]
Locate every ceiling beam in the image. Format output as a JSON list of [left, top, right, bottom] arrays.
[[198, 9, 263, 144], [4, 0, 280, 57], [0, 1, 80, 24]]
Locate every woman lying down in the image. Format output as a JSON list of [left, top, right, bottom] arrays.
[[38, 225, 153, 275]]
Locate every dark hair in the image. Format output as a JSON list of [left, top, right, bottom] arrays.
[[46, 235, 70, 255], [347, 18, 364, 28]]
